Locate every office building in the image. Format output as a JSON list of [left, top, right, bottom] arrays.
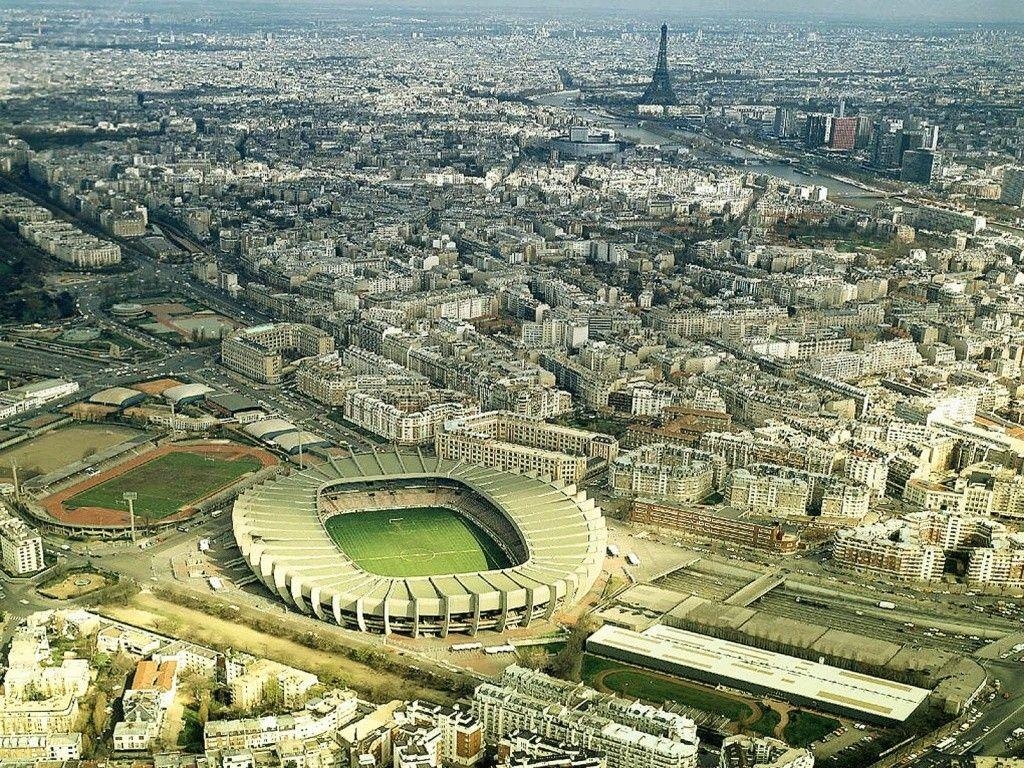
[[804, 114, 832, 149], [631, 500, 800, 553], [901, 149, 942, 184], [773, 108, 797, 139]]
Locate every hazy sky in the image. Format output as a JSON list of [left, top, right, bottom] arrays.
[[403, 1, 1024, 23], [242, 0, 1024, 24], [17, 0, 1024, 24]]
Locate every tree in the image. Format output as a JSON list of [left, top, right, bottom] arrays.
[[79, 731, 93, 759], [198, 691, 211, 726], [548, 618, 599, 682], [262, 676, 283, 710], [92, 691, 107, 734], [516, 646, 549, 671]]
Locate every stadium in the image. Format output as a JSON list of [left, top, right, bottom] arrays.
[[232, 450, 607, 636]]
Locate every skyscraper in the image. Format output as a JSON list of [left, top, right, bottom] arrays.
[[773, 107, 797, 139], [829, 116, 858, 151], [1001, 167, 1024, 207], [639, 24, 678, 107], [901, 150, 943, 184], [805, 114, 832, 148], [871, 118, 904, 169]]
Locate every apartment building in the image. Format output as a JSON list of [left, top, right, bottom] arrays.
[[0, 509, 44, 575], [725, 469, 809, 517], [498, 731, 605, 768], [967, 538, 1024, 587], [394, 701, 484, 768], [719, 735, 814, 768], [344, 389, 478, 445], [609, 444, 724, 503], [436, 411, 618, 485], [0, 626, 88, 752], [204, 689, 359, 751], [221, 323, 335, 384], [631, 500, 800, 553], [472, 666, 699, 768]]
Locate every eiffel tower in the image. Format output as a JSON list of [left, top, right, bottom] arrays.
[[639, 24, 678, 106]]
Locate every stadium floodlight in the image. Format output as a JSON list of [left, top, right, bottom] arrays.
[[123, 491, 138, 541]]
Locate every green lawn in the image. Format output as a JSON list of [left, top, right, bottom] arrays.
[[582, 654, 753, 722], [324, 506, 511, 577], [783, 709, 841, 747], [66, 451, 261, 520]]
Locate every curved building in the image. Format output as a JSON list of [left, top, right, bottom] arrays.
[[232, 450, 607, 636]]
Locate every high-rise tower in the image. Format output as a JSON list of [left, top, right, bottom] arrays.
[[639, 24, 678, 106]]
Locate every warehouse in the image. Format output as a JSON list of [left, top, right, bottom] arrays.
[[586, 624, 930, 723]]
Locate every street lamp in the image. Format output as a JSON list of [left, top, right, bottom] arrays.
[[123, 492, 138, 542]]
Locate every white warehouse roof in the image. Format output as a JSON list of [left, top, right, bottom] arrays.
[[587, 624, 930, 722]]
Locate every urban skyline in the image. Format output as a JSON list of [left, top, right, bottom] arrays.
[[0, 2, 1023, 768]]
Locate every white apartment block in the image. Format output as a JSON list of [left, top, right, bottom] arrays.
[[609, 444, 723, 504], [344, 389, 478, 445], [221, 323, 335, 384], [472, 666, 699, 768], [0, 626, 89, 745], [436, 411, 618, 485], [0, 508, 44, 575]]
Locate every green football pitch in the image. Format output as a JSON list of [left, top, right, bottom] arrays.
[[324, 506, 512, 577], [65, 451, 262, 520]]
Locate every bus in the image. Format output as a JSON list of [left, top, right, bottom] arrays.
[[450, 642, 483, 652]]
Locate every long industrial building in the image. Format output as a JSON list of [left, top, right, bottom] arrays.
[[586, 624, 930, 724]]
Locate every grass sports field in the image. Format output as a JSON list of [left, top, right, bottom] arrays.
[[324, 506, 511, 577], [65, 451, 261, 520], [583, 654, 754, 721]]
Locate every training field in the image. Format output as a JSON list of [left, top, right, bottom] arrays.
[[0, 424, 141, 478], [64, 450, 262, 520], [324, 506, 511, 577]]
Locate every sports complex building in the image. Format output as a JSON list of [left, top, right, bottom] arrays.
[[232, 450, 607, 636], [587, 624, 930, 724]]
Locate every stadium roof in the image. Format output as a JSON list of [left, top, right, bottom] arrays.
[[587, 624, 930, 722], [232, 450, 606, 633], [163, 383, 214, 404], [273, 431, 330, 453], [89, 386, 146, 408], [206, 393, 262, 414], [244, 418, 299, 440]]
